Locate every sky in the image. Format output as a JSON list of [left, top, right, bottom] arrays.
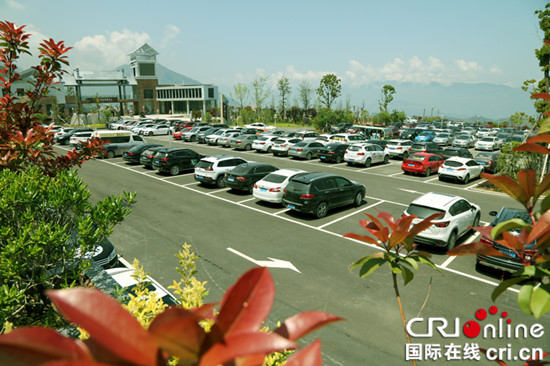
[[2, 0, 548, 116]]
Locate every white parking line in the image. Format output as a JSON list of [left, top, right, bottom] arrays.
[[439, 222, 488, 269], [317, 201, 383, 229], [390, 172, 404, 176], [207, 188, 229, 195], [181, 181, 200, 186], [463, 179, 485, 190], [238, 197, 257, 204], [426, 176, 440, 182]]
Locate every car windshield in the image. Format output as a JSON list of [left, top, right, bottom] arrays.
[[408, 154, 427, 161], [445, 150, 460, 156], [476, 153, 493, 159], [196, 161, 214, 169], [444, 160, 464, 167], [411, 144, 425, 149], [348, 145, 363, 151], [437, 133, 450, 137], [294, 142, 307, 147], [407, 204, 445, 219], [456, 135, 469, 139], [480, 137, 494, 142]]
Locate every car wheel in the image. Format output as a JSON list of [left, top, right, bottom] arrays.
[[364, 158, 372, 168], [105, 150, 115, 159], [424, 168, 431, 177], [169, 165, 180, 176], [353, 192, 363, 207], [336, 155, 343, 164], [438, 175, 443, 181], [447, 231, 457, 250], [383, 155, 389, 164], [216, 176, 226, 188], [402, 151, 409, 159], [315, 202, 328, 219], [306, 152, 312, 160], [463, 174, 470, 184], [245, 144, 251, 151], [147, 131, 152, 136], [191, 135, 197, 142], [273, 152, 278, 156], [267, 146, 272, 153]]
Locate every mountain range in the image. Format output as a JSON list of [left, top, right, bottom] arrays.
[[116, 63, 537, 121]]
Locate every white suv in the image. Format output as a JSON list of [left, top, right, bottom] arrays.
[[344, 143, 389, 167], [384, 139, 413, 159], [194, 155, 248, 188], [403, 192, 481, 250]]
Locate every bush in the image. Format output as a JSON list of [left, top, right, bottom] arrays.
[[496, 141, 544, 178]]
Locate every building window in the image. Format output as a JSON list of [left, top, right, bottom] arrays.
[[208, 88, 214, 98], [144, 89, 154, 99], [139, 63, 155, 76]]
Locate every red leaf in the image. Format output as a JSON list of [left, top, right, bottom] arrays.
[[46, 288, 158, 366], [148, 307, 206, 361], [376, 210, 397, 231], [481, 173, 528, 206], [517, 170, 537, 199], [513, 143, 550, 155], [0, 327, 92, 366], [199, 332, 297, 366], [215, 267, 275, 338], [285, 339, 323, 366], [531, 92, 550, 100], [527, 210, 550, 244], [274, 311, 344, 341], [448, 242, 510, 257], [41, 361, 112, 366], [526, 134, 550, 144], [343, 232, 380, 246]]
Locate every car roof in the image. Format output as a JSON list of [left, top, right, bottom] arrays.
[[291, 172, 337, 183], [411, 192, 461, 209], [268, 168, 306, 177], [201, 155, 241, 162]]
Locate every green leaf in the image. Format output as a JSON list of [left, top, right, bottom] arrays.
[[517, 284, 534, 315], [401, 266, 414, 286], [388, 261, 402, 274], [530, 284, 550, 319], [402, 257, 419, 270], [410, 255, 442, 274], [352, 257, 386, 278], [491, 218, 531, 240], [350, 253, 384, 272], [540, 194, 550, 214], [491, 276, 527, 302]]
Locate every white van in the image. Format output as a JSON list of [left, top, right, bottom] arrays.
[[91, 130, 147, 158]]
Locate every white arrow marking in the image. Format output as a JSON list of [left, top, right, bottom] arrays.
[[227, 247, 301, 273]]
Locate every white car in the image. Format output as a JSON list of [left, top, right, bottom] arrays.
[[194, 155, 249, 188], [244, 123, 276, 131], [330, 133, 366, 145], [474, 137, 501, 151], [205, 129, 238, 145], [271, 138, 302, 156], [132, 124, 155, 135], [344, 143, 390, 167], [438, 157, 484, 184], [314, 134, 335, 146], [253, 169, 306, 204], [69, 131, 93, 145], [252, 135, 280, 153], [384, 139, 414, 159], [217, 132, 242, 147], [403, 192, 481, 250], [106, 267, 179, 306], [453, 134, 477, 148], [476, 128, 496, 138], [433, 133, 455, 146], [141, 124, 171, 136]]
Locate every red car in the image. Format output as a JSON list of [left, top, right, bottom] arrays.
[[172, 127, 193, 140], [401, 153, 444, 177]]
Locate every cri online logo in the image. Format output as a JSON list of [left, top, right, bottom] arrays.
[[406, 306, 545, 339]]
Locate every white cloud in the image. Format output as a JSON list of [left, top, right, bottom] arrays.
[[6, 0, 24, 10], [455, 59, 482, 72], [160, 24, 181, 48], [490, 65, 502, 74], [72, 29, 151, 71]]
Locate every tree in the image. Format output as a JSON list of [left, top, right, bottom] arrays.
[[379, 84, 396, 112], [0, 21, 104, 176], [298, 79, 314, 114], [230, 82, 249, 109], [316, 74, 341, 110], [251, 75, 271, 114], [277, 76, 291, 120]]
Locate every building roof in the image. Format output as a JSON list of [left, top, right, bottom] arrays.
[[129, 43, 159, 57]]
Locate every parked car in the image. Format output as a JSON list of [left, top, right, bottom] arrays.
[[55, 128, 94, 145], [330, 133, 366, 145], [139, 146, 167, 169], [475, 137, 502, 151], [229, 134, 259, 150], [205, 129, 238, 145], [223, 163, 279, 193], [271, 138, 302, 156], [152, 147, 204, 176], [344, 143, 390, 167], [476, 128, 496, 138], [409, 142, 443, 156], [475, 151, 500, 173], [106, 267, 178, 306], [438, 157, 484, 184], [314, 134, 335, 146], [454, 134, 477, 148], [288, 141, 325, 160], [132, 124, 155, 135], [365, 139, 388, 149], [384, 139, 414, 159], [244, 123, 276, 131], [197, 127, 221, 144], [252, 135, 280, 153], [317, 143, 350, 164], [476, 208, 535, 273], [217, 132, 242, 147], [122, 143, 163, 164], [414, 130, 437, 142], [253, 169, 306, 204], [401, 153, 444, 177], [331, 123, 354, 133], [282, 172, 365, 219], [403, 192, 481, 249], [194, 155, 248, 187], [182, 126, 212, 142], [70, 131, 94, 145], [441, 147, 474, 160], [433, 133, 455, 146], [399, 128, 421, 140], [295, 131, 321, 141]]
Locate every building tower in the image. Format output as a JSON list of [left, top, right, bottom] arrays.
[[129, 43, 159, 114]]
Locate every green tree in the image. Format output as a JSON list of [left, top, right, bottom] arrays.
[[316, 74, 341, 110], [230, 82, 249, 109], [379, 84, 396, 112], [251, 75, 271, 114], [509, 111, 535, 129], [277, 76, 291, 120], [298, 79, 314, 114]]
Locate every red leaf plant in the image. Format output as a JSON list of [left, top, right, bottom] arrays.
[[0, 267, 343, 366], [0, 21, 105, 177]]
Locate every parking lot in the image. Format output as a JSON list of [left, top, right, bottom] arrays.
[[62, 134, 541, 365]]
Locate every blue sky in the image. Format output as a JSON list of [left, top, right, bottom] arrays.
[[2, 0, 548, 116]]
